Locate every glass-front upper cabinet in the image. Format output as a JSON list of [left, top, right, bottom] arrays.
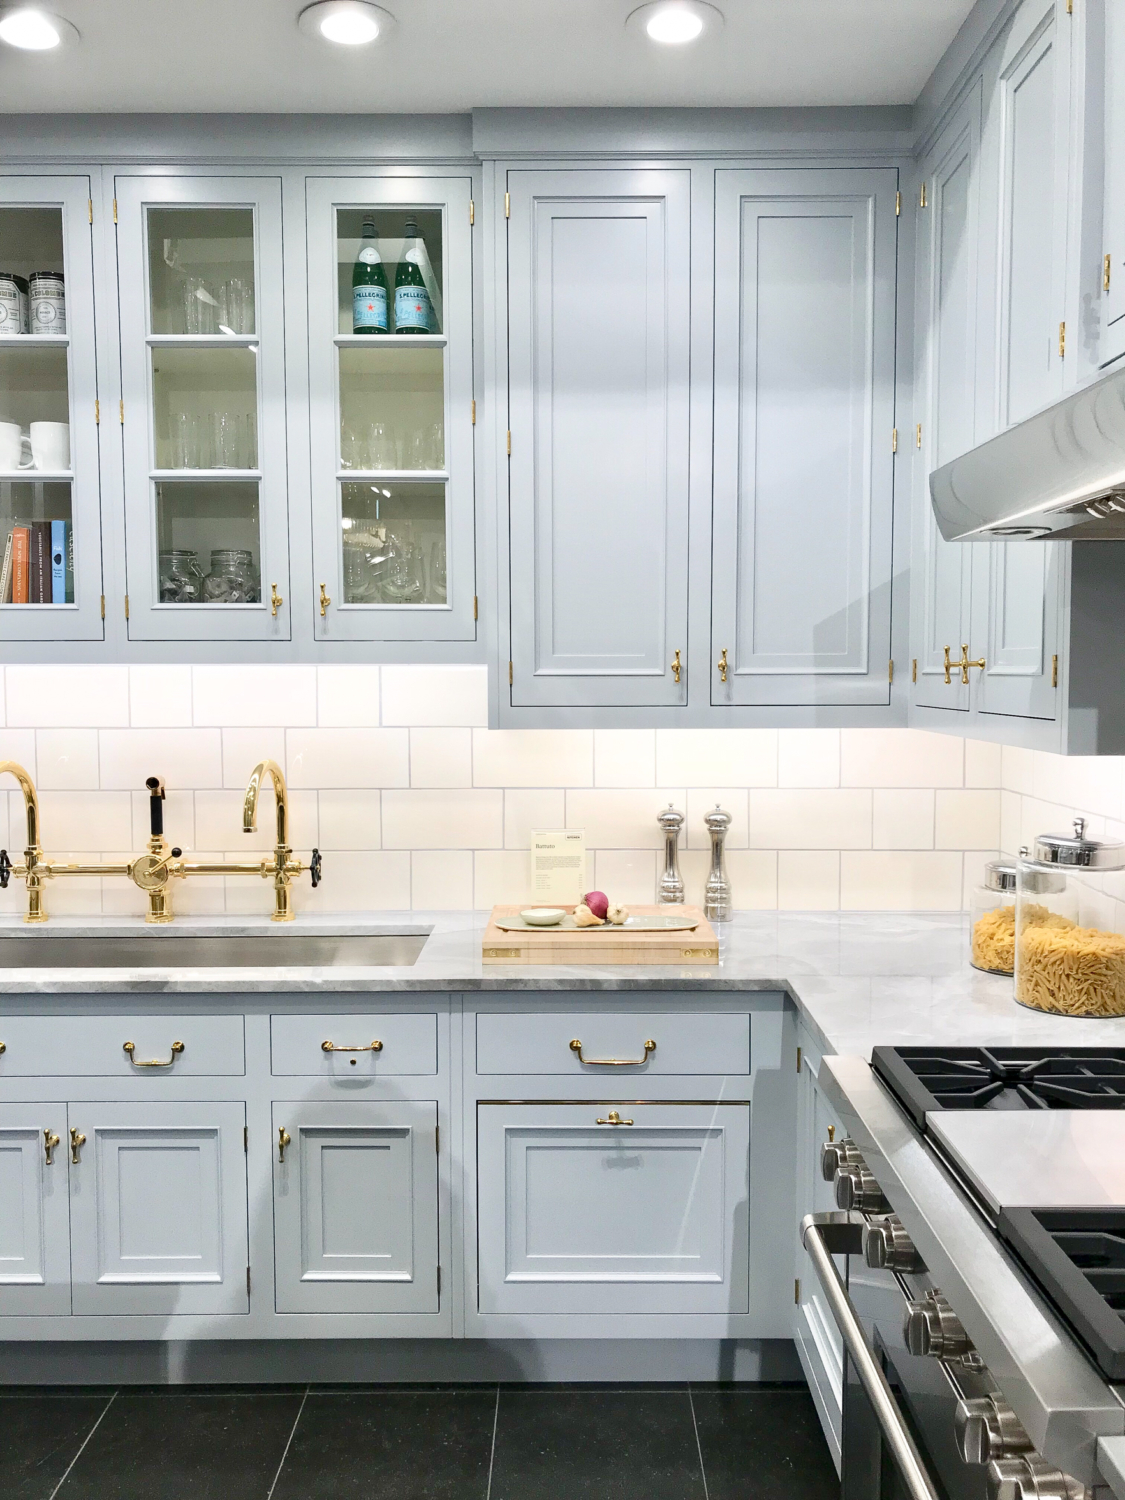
[[115, 175, 289, 640], [0, 176, 103, 641], [306, 176, 475, 641]]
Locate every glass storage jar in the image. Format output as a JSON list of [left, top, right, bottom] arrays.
[[202, 548, 259, 603], [970, 860, 1018, 974], [1015, 819, 1125, 1016], [158, 549, 203, 603]]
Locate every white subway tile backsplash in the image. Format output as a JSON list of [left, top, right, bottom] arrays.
[[963, 851, 1000, 908], [0, 729, 36, 780], [195, 788, 318, 853], [38, 791, 132, 853], [472, 728, 593, 788], [725, 850, 779, 910], [565, 789, 686, 850], [381, 665, 488, 727], [1000, 790, 1021, 856], [1001, 744, 1035, 796], [35, 729, 98, 790], [841, 729, 964, 788], [193, 665, 317, 728], [656, 729, 777, 788], [1032, 752, 1124, 823], [276, 850, 410, 914], [129, 666, 193, 728], [40, 856, 103, 915], [594, 849, 658, 904], [382, 789, 503, 850], [221, 729, 287, 789], [7, 665, 129, 728], [964, 738, 1002, 789], [935, 790, 1001, 850], [287, 728, 409, 789], [318, 665, 381, 727], [503, 789, 566, 850], [317, 790, 381, 852], [411, 850, 474, 910], [749, 789, 872, 850], [872, 789, 934, 851], [685, 789, 749, 850], [410, 728, 472, 788], [594, 730, 656, 788], [778, 851, 839, 910], [777, 729, 840, 788], [840, 851, 964, 911], [99, 728, 223, 791], [473, 849, 534, 908], [129, 788, 195, 852]]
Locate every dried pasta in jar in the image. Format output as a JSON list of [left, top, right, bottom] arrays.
[[1016, 920, 1125, 1017]]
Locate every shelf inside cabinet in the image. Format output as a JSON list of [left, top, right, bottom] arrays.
[[334, 334, 447, 348], [0, 335, 69, 348]]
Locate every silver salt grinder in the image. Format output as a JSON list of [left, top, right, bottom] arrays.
[[704, 804, 732, 922], [657, 804, 685, 904]]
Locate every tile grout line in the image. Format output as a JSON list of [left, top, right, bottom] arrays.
[[48, 1388, 118, 1499], [484, 1383, 500, 1500], [265, 1382, 309, 1500], [687, 1386, 710, 1500]]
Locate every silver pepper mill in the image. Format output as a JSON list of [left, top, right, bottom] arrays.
[[704, 804, 733, 922], [657, 804, 685, 904]]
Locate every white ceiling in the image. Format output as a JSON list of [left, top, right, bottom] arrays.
[[0, 0, 977, 114]]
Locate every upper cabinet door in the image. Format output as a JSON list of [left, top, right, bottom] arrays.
[[506, 169, 690, 708], [1104, 0, 1125, 366], [911, 84, 984, 713], [115, 175, 290, 641], [306, 175, 476, 642], [0, 174, 104, 641], [711, 168, 898, 707]]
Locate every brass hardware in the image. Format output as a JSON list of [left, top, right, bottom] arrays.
[[88, 198, 93, 224], [270, 583, 282, 618], [943, 645, 954, 684], [484, 947, 520, 958], [895, 191, 901, 216], [1067, 0, 1072, 12], [0, 760, 49, 921], [119, 400, 124, 424], [124, 594, 129, 619], [827, 1124, 836, 1142], [717, 648, 728, 683], [1106, 254, 1113, 293], [959, 644, 986, 684], [508, 661, 513, 685], [912, 658, 917, 683], [596, 1111, 634, 1126], [319, 582, 330, 617], [278, 1127, 291, 1162], [247, 1265, 251, 1294], [95, 399, 100, 424], [469, 199, 475, 226], [435, 1125, 440, 1154], [0, 1041, 5, 1053], [570, 1038, 656, 1067], [920, 183, 928, 208], [473, 595, 479, 621], [244, 1126, 248, 1152], [892, 427, 898, 453], [916, 423, 922, 448], [1059, 321, 1066, 359], [69, 1127, 85, 1164], [123, 1039, 184, 1068], [888, 660, 894, 684], [43, 1128, 59, 1165], [797, 1046, 802, 1073], [504, 191, 510, 218], [112, 198, 117, 223], [437, 1265, 441, 1296], [681, 947, 718, 959], [100, 595, 105, 619], [1052, 653, 1058, 688], [506, 429, 511, 456], [321, 1039, 383, 1053], [671, 649, 682, 684], [243, 759, 318, 922], [471, 398, 476, 425], [795, 1278, 801, 1304]]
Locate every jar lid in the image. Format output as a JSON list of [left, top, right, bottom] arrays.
[[1031, 817, 1125, 871], [990, 858, 1066, 894], [984, 860, 1017, 892]]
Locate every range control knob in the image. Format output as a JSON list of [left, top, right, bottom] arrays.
[[903, 1291, 973, 1359], [863, 1215, 924, 1273], [834, 1164, 890, 1214], [955, 1396, 1033, 1466], [987, 1454, 1085, 1500], [821, 1136, 864, 1183]]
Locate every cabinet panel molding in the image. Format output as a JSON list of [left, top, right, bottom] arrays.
[[0, 1103, 71, 1316]]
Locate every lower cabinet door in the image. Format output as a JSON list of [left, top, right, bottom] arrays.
[[0, 1104, 71, 1315], [272, 1101, 439, 1314], [68, 1102, 249, 1316], [477, 1102, 750, 1316]]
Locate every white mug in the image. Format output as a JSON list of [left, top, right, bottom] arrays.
[[0, 421, 32, 472], [29, 421, 69, 472]]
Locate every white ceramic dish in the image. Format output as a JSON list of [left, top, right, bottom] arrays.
[[519, 907, 566, 926]]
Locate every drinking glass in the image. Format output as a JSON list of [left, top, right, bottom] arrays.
[[172, 411, 191, 468], [369, 422, 394, 470], [427, 422, 445, 470], [430, 537, 447, 601], [229, 277, 253, 335], [406, 429, 428, 469]]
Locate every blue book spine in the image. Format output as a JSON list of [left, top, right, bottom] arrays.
[[51, 519, 66, 604]]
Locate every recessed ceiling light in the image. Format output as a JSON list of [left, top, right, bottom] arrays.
[[625, 0, 722, 45], [297, 0, 396, 46], [0, 7, 78, 49]]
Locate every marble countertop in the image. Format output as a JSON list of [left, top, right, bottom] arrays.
[[2, 909, 1124, 1059]]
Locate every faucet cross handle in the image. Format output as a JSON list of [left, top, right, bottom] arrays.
[[309, 848, 322, 888], [0, 850, 10, 890]]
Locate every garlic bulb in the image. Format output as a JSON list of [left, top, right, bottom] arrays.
[[607, 904, 629, 925], [573, 902, 604, 927]]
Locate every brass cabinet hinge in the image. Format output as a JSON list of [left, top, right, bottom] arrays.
[[471, 398, 476, 425], [1052, 653, 1059, 688], [891, 427, 898, 453], [119, 400, 124, 424], [912, 658, 917, 683], [94, 399, 100, 425], [895, 190, 901, 216], [504, 191, 510, 219], [796, 1045, 802, 1074], [916, 422, 922, 449], [473, 595, 478, 621], [112, 198, 118, 224], [243, 1126, 248, 1152], [506, 429, 511, 456], [888, 660, 894, 684], [1067, 0, 1073, 13], [88, 198, 93, 224], [1059, 321, 1066, 359], [1106, 254, 1113, 293], [437, 1265, 442, 1297], [920, 183, 928, 208], [469, 199, 475, 226], [508, 660, 513, 685], [246, 1265, 251, 1294], [795, 1278, 801, 1305], [100, 594, 105, 620], [435, 1125, 440, 1154], [124, 594, 129, 620]]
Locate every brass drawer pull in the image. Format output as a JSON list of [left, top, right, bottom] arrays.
[[596, 1111, 634, 1126], [69, 1127, 85, 1164], [278, 1127, 291, 1162], [43, 1128, 59, 1165], [123, 1040, 184, 1068], [321, 1040, 383, 1053], [570, 1038, 656, 1067]]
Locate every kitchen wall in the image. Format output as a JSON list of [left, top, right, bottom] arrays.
[[0, 663, 1010, 919]]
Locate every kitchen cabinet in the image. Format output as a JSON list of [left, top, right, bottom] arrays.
[[1103, 0, 1125, 367], [0, 174, 105, 643], [504, 167, 691, 709], [0, 1103, 71, 1316], [711, 167, 898, 708]]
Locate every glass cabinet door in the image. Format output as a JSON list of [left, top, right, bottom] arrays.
[[115, 175, 289, 640], [306, 176, 475, 641], [0, 175, 104, 641]]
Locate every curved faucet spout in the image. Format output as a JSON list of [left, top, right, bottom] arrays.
[[243, 759, 288, 848], [0, 760, 41, 850]]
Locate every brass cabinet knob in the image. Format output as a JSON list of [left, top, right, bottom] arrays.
[[717, 648, 728, 683], [270, 583, 283, 618]]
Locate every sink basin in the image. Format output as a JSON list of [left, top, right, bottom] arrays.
[[0, 932, 429, 968]]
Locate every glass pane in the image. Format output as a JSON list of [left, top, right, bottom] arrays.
[[0, 207, 66, 336], [340, 480, 446, 604], [151, 346, 258, 469], [147, 207, 256, 335], [0, 346, 69, 473], [336, 208, 443, 336], [155, 480, 261, 603], [0, 482, 73, 604], [338, 346, 443, 471]]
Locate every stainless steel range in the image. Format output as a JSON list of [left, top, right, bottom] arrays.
[[804, 1046, 1125, 1500]]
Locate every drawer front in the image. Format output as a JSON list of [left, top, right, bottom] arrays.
[[475, 1011, 750, 1076], [271, 1014, 438, 1076], [0, 1016, 244, 1077]]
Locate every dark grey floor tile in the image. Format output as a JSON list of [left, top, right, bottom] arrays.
[[490, 1389, 706, 1500], [54, 1390, 304, 1500], [0, 1393, 111, 1500], [270, 1390, 496, 1500], [691, 1387, 839, 1499]]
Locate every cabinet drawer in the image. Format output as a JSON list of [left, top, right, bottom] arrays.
[[475, 1011, 750, 1076], [0, 1015, 244, 1076], [270, 1014, 438, 1076]]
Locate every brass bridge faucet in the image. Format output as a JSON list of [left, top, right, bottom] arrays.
[[0, 760, 321, 924]]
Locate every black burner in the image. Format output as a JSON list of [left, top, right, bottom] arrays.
[[872, 1046, 1125, 1128]]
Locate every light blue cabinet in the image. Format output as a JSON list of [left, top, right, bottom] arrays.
[[711, 168, 898, 708], [0, 1103, 71, 1315], [505, 168, 691, 709], [1103, 0, 1125, 367]]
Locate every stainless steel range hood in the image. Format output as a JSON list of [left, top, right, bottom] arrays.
[[930, 363, 1125, 541]]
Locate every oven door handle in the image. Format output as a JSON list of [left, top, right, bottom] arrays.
[[801, 1212, 944, 1500]]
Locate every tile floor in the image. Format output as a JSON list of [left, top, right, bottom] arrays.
[[0, 1383, 839, 1500]]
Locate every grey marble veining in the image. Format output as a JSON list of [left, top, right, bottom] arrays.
[[2, 909, 1124, 1059]]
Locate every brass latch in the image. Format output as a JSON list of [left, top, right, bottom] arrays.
[[278, 1127, 291, 1162], [270, 583, 283, 618], [717, 648, 728, 683], [958, 644, 986, 684], [319, 582, 330, 617], [671, 649, 682, 684]]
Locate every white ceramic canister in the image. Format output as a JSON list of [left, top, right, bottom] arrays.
[[0, 272, 29, 334], [28, 271, 65, 334]]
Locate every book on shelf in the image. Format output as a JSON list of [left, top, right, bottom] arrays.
[[29, 521, 50, 604], [10, 526, 29, 603], [51, 518, 69, 603], [65, 520, 74, 603], [0, 530, 13, 605]]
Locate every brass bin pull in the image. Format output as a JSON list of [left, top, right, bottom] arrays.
[[123, 1040, 184, 1068], [43, 1128, 59, 1165], [69, 1127, 85, 1164], [596, 1111, 634, 1126], [570, 1038, 656, 1067], [321, 1040, 383, 1053], [278, 1127, 291, 1162]]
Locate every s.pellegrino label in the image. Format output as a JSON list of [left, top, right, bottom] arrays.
[[394, 217, 434, 333], [352, 220, 388, 334]]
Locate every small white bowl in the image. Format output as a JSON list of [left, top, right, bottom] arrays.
[[520, 907, 566, 926]]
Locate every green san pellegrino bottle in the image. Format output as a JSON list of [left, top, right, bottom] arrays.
[[394, 217, 435, 334], [352, 220, 388, 335]]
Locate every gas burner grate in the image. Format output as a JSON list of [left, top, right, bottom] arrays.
[[871, 1046, 1125, 1127]]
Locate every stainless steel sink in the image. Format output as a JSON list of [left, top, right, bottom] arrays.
[[0, 932, 429, 968]]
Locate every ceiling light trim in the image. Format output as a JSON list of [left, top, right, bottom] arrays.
[[297, 0, 397, 46], [0, 6, 79, 50], [625, 0, 724, 45]]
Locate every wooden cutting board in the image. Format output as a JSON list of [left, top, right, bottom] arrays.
[[482, 905, 719, 965]]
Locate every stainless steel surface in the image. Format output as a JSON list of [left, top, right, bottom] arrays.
[[656, 804, 685, 905], [986, 1454, 1085, 1500], [985, 862, 1019, 894], [956, 1396, 1034, 1467], [904, 1291, 974, 1359], [0, 932, 429, 968], [863, 1214, 925, 1273], [930, 361, 1125, 541], [820, 1054, 1125, 1484], [703, 804, 732, 923], [822, 1135, 865, 1181], [927, 1111, 1125, 1216], [1032, 817, 1125, 872], [802, 1211, 945, 1500], [835, 1162, 891, 1213]]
